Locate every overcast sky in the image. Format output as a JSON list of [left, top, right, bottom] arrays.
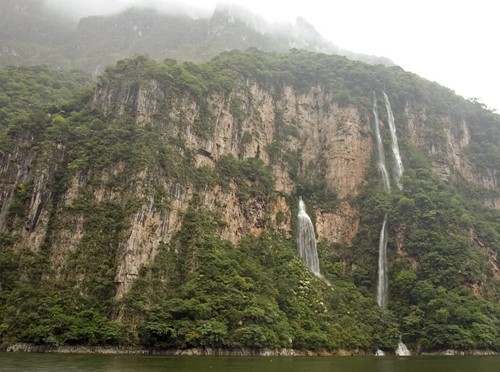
[[45, 0, 499, 111]]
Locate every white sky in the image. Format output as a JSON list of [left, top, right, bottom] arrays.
[[45, 0, 500, 111]]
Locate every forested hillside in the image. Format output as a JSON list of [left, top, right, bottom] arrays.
[[0, 49, 499, 353]]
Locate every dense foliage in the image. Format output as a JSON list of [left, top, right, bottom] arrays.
[[123, 207, 397, 351], [0, 66, 91, 128], [334, 165, 500, 352], [0, 49, 499, 353]]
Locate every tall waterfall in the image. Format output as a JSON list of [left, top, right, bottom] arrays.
[[372, 94, 391, 192], [374, 92, 410, 355], [383, 92, 404, 190], [373, 94, 390, 309], [297, 198, 321, 276], [376, 215, 388, 309]]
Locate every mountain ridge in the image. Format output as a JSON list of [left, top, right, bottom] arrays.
[[0, 1, 393, 76]]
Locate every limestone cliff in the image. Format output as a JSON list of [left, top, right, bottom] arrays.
[[89, 74, 373, 297], [1, 56, 499, 302], [1, 52, 499, 352], [405, 103, 499, 208]]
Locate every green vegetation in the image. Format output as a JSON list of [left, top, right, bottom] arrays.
[[0, 66, 91, 128], [0, 49, 499, 353], [329, 146, 500, 351], [123, 208, 395, 351]]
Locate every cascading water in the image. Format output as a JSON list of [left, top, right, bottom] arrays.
[[376, 214, 388, 309], [374, 92, 411, 355], [395, 340, 411, 356], [383, 92, 404, 190], [373, 94, 390, 309], [372, 94, 391, 193], [375, 349, 385, 356], [297, 197, 321, 276]]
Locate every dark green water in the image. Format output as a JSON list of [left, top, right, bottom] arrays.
[[1, 353, 499, 372]]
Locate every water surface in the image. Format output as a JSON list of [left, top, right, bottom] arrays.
[[1, 353, 499, 372]]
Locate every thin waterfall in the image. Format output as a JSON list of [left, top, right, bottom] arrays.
[[374, 92, 411, 355], [372, 94, 391, 192], [376, 214, 388, 309], [383, 92, 404, 190], [373, 93, 390, 309], [297, 197, 321, 276]]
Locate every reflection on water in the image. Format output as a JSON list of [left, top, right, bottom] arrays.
[[0, 353, 499, 372]]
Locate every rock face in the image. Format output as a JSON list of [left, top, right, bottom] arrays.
[[405, 104, 499, 208], [0, 69, 498, 301], [316, 202, 360, 245]]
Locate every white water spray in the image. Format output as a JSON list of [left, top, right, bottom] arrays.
[[383, 92, 404, 190], [297, 198, 320, 276], [375, 349, 385, 356], [395, 340, 411, 356]]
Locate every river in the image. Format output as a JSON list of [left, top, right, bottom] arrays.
[[1, 353, 499, 371]]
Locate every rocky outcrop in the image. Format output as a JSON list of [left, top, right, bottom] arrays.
[[316, 201, 360, 245], [471, 232, 500, 283], [405, 104, 499, 208], [406, 106, 473, 180], [0, 138, 36, 231], [484, 195, 500, 210], [0, 133, 67, 253], [406, 105, 496, 186], [115, 187, 191, 299], [280, 87, 372, 198]]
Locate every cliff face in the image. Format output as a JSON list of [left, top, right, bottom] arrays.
[[405, 104, 499, 208], [1, 53, 499, 351], [89, 76, 372, 297], [1, 61, 498, 301]]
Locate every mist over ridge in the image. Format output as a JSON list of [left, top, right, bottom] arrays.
[[42, 0, 215, 22], [0, 0, 393, 76]]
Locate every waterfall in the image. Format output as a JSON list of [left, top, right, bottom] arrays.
[[297, 198, 321, 276], [374, 92, 410, 355], [375, 349, 385, 356], [395, 340, 411, 356], [373, 94, 390, 310], [376, 214, 388, 309], [372, 94, 391, 192], [383, 92, 404, 190]]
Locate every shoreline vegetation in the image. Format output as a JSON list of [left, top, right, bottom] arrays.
[[2, 344, 499, 356]]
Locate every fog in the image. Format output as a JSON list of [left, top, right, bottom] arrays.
[[41, 0, 499, 111], [43, 0, 216, 20]]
